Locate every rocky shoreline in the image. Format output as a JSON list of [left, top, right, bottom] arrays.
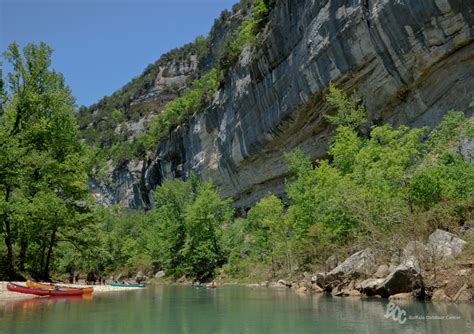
[[246, 229, 473, 304], [1, 230, 471, 305]]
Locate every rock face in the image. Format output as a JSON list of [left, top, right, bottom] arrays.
[[309, 230, 469, 299], [459, 137, 474, 162], [428, 229, 467, 261], [92, 0, 474, 209]]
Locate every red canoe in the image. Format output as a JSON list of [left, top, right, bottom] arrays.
[[7, 282, 51, 296], [7, 283, 84, 296]]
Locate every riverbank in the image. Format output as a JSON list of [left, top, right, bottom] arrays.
[[0, 281, 144, 301], [235, 229, 473, 304]]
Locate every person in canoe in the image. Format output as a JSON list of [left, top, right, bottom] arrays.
[[210, 281, 217, 288]]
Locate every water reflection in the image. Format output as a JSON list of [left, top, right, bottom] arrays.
[[0, 286, 472, 334]]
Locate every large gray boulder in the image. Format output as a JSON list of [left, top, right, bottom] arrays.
[[375, 259, 422, 297], [428, 229, 466, 261], [154, 270, 165, 279], [358, 278, 385, 296], [316, 248, 376, 291], [327, 248, 376, 280]]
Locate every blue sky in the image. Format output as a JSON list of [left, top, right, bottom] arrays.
[[1, 0, 236, 106]]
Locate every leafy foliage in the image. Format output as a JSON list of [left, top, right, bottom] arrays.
[[146, 177, 233, 280], [218, 0, 276, 78], [145, 69, 218, 142], [224, 86, 474, 277], [325, 82, 367, 129], [78, 0, 278, 171], [0, 42, 96, 279]]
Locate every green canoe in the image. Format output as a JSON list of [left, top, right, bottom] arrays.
[[110, 282, 146, 287]]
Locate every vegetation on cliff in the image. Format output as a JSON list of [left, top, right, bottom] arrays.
[[77, 0, 276, 170], [2, 0, 473, 284], [81, 88, 472, 282]]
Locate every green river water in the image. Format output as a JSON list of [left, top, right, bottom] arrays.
[[0, 285, 472, 333]]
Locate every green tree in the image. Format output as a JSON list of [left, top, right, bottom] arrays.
[[246, 194, 292, 275], [427, 110, 465, 150], [325, 82, 367, 129], [146, 178, 196, 276], [0, 42, 94, 279], [181, 181, 233, 280]]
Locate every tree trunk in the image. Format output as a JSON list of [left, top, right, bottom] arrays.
[[40, 242, 46, 270], [3, 186, 15, 277], [3, 218, 14, 275], [43, 229, 57, 279], [285, 240, 292, 275], [18, 237, 28, 271]]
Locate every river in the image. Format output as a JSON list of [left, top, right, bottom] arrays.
[[1, 285, 472, 333]]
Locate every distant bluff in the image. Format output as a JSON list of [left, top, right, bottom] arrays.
[[79, 0, 474, 210]]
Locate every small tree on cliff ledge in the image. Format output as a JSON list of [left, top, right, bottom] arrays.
[[325, 82, 367, 129]]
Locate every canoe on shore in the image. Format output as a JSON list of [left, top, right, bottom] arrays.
[[7, 283, 85, 296], [26, 281, 94, 294], [7, 282, 50, 296], [110, 282, 146, 287]]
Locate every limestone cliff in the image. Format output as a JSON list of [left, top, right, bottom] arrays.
[[86, 0, 474, 210]]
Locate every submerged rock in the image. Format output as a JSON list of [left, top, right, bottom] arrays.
[[389, 292, 415, 301], [345, 289, 362, 297], [311, 283, 324, 293], [296, 287, 308, 294]]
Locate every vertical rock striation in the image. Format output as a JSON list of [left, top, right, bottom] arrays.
[[91, 0, 474, 209]]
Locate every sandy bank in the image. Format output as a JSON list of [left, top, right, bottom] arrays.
[[0, 281, 144, 301]]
